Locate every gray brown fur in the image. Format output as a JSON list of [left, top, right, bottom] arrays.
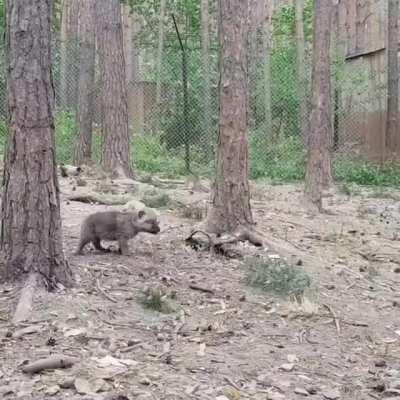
[[75, 210, 160, 255]]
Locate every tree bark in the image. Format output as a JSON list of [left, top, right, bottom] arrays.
[[1, 0, 72, 288], [295, 0, 308, 142], [304, 0, 333, 210], [96, 0, 134, 178], [205, 0, 253, 234], [74, 0, 96, 166], [386, 0, 399, 156]]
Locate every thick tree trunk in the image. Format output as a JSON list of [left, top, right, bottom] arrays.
[[1, 0, 72, 288], [205, 0, 253, 234], [304, 0, 333, 210], [74, 0, 96, 166], [386, 0, 399, 156], [201, 0, 213, 156], [295, 0, 307, 142], [96, 0, 134, 178]]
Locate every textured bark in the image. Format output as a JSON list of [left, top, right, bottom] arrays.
[[96, 0, 134, 178], [304, 0, 333, 210], [201, 0, 213, 151], [386, 0, 399, 155], [59, 0, 79, 110], [1, 0, 72, 287], [295, 0, 307, 142], [74, 0, 96, 166], [205, 0, 253, 234]]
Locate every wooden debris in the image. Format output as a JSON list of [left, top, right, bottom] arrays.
[[22, 355, 78, 374], [189, 284, 215, 294]]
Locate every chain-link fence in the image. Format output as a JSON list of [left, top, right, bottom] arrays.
[[0, 7, 397, 186]]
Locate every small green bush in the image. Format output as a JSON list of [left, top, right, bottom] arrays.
[[246, 257, 311, 298], [138, 287, 177, 314], [334, 158, 400, 187]]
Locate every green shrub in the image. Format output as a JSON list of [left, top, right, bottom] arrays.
[[246, 257, 311, 299]]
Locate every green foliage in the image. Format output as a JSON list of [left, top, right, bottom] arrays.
[[250, 135, 306, 182], [334, 159, 400, 187], [55, 111, 76, 164], [246, 257, 311, 299], [141, 189, 171, 208], [133, 135, 214, 178], [138, 286, 177, 314]]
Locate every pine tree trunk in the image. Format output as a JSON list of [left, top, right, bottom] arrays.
[[205, 0, 253, 234], [1, 0, 72, 288], [386, 0, 399, 156], [74, 0, 96, 166], [304, 0, 333, 210], [96, 0, 134, 178], [295, 0, 308, 143]]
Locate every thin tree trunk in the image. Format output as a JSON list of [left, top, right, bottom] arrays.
[[386, 0, 399, 156], [96, 0, 134, 178], [122, 4, 136, 129], [59, 0, 79, 110], [205, 0, 253, 234], [264, 0, 274, 136], [304, 0, 333, 211], [295, 0, 307, 142], [1, 0, 72, 288], [201, 0, 213, 157], [60, 0, 70, 109], [74, 0, 96, 166], [155, 0, 166, 108]]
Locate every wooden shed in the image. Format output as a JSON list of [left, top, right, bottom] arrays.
[[336, 0, 391, 162]]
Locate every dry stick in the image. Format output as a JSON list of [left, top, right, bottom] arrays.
[[224, 376, 241, 391], [13, 273, 40, 325], [90, 308, 135, 328], [96, 278, 118, 303], [189, 284, 214, 294], [323, 304, 341, 335], [22, 355, 78, 374]]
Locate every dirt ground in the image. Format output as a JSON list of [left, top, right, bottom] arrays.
[[0, 174, 400, 400]]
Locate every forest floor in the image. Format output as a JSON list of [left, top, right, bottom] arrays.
[[0, 171, 400, 400]]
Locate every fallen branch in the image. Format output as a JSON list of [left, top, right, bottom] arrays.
[[13, 273, 40, 325], [189, 284, 215, 294], [12, 325, 42, 338], [96, 278, 118, 303], [185, 228, 262, 258], [68, 192, 131, 206], [323, 304, 341, 335], [22, 355, 78, 374]]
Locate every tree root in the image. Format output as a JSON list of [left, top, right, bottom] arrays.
[[185, 227, 263, 258]]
